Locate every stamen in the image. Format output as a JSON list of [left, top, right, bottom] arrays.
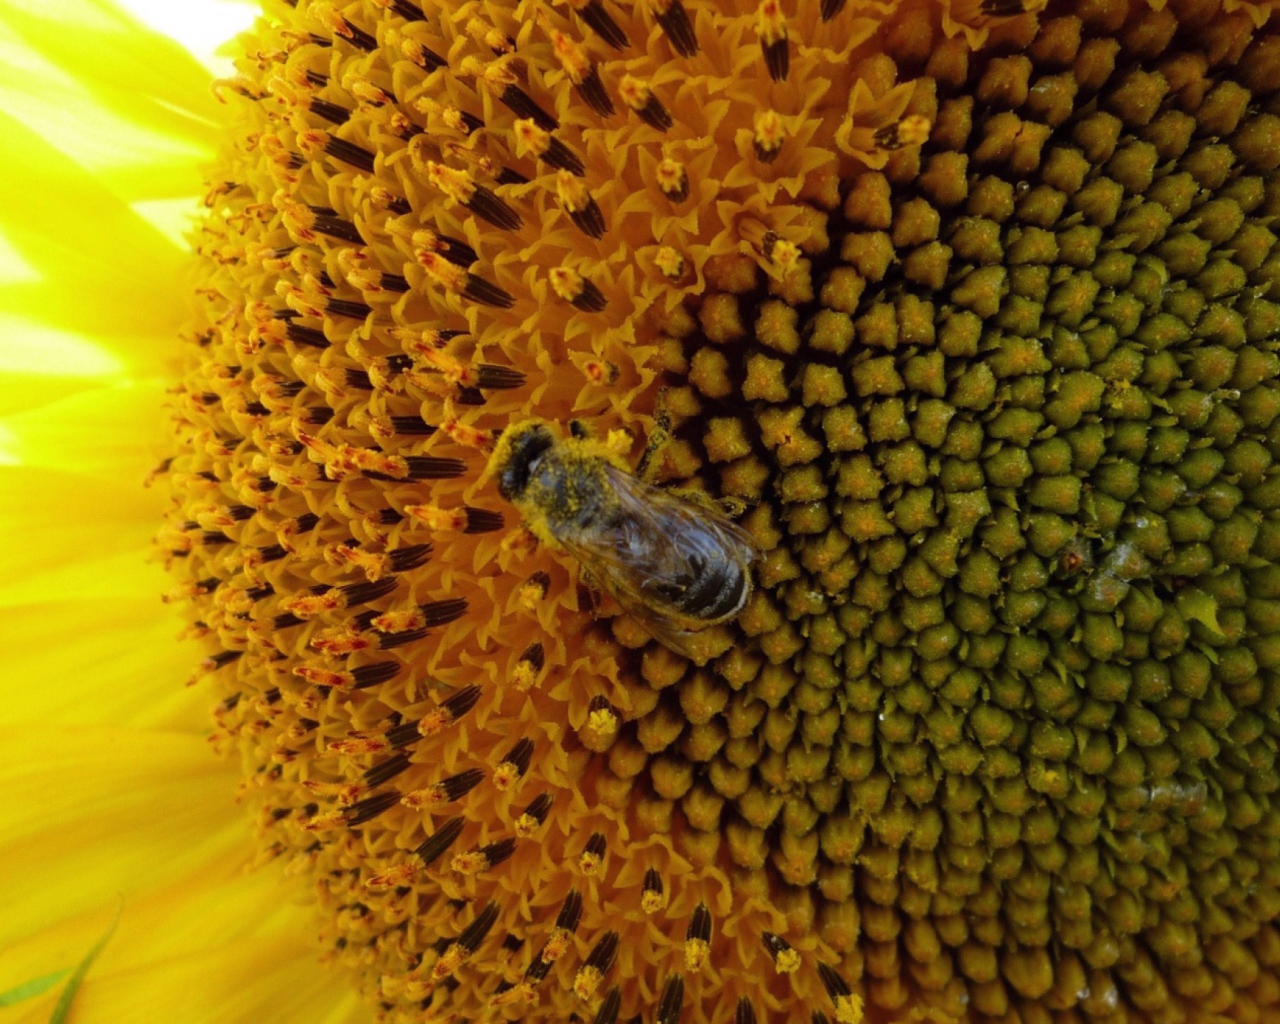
[[580, 832, 606, 874], [548, 29, 614, 115], [364, 750, 413, 787], [410, 684, 483, 741], [352, 661, 402, 689], [557, 171, 606, 238], [512, 642, 545, 691], [573, 931, 619, 1000], [345, 789, 402, 826], [656, 974, 685, 1024], [641, 867, 667, 913], [736, 998, 758, 1024], [654, 246, 686, 280], [566, 0, 628, 50], [549, 266, 607, 311], [452, 837, 517, 873], [418, 252, 515, 308], [398, 34, 446, 71], [421, 597, 470, 626], [513, 792, 553, 836], [618, 75, 671, 131], [757, 0, 789, 81], [683, 903, 712, 970], [311, 3, 378, 50], [593, 986, 622, 1024], [493, 737, 535, 790], [761, 932, 801, 973], [753, 109, 786, 162], [513, 119, 586, 176], [649, 0, 698, 57], [414, 815, 467, 867], [401, 767, 485, 808], [425, 162, 523, 230], [817, 963, 863, 1024], [655, 157, 689, 201]]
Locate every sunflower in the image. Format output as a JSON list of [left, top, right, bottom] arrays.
[[0, 1, 370, 1020], [10, 0, 1280, 1020]]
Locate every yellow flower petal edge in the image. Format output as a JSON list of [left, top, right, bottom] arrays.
[[170, 0, 1280, 1021], [0, 1, 374, 1020]]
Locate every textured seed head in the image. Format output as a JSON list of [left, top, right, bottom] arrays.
[[169, 0, 1280, 1022]]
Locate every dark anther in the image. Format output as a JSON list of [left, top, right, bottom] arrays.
[[467, 185, 523, 231], [309, 97, 351, 124], [324, 135, 376, 172], [339, 577, 398, 606], [458, 901, 501, 951], [655, 0, 698, 56], [686, 903, 711, 943], [556, 889, 584, 932], [311, 213, 363, 243], [583, 931, 619, 974], [364, 751, 412, 787], [377, 627, 429, 649], [735, 998, 757, 1024], [388, 544, 433, 572], [578, 0, 628, 49], [578, 67, 614, 116], [569, 196, 606, 239], [476, 364, 526, 389], [593, 987, 621, 1024], [501, 738, 535, 778], [439, 767, 485, 801], [463, 507, 505, 533], [345, 789, 401, 826], [326, 298, 373, 320], [351, 662, 401, 689], [390, 415, 438, 436], [762, 37, 789, 81], [421, 596, 470, 626], [656, 975, 685, 1024], [500, 85, 558, 132], [414, 816, 466, 866], [399, 455, 469, 480], [521, 792, 553, 825], [285, 322, 329, 348]]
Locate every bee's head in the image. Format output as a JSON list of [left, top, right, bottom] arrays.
[[493, 420, 556, 501]]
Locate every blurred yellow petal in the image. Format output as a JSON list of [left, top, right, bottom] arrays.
[[0, 0, 370, 1020]]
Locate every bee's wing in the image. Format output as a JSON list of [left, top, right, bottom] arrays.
[[557, 466, 754, 634]]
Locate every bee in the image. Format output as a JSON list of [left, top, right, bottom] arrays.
[[488, 419, 757, 655]]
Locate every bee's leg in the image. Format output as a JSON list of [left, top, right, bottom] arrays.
[[636, 390, 673, 484], [568, 419, 590, 439]]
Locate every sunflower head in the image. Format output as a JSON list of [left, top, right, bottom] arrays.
[[166, 0, 1280, 1020]]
